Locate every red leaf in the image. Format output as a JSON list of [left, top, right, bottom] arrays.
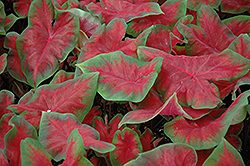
[[0, 113, 14, 150], [187, 0, 221, 11], [140, 128, 154, 152], [82, 106, 101, 126], [196, 149, 213, 166], [50, 70, 74, 84], [138, 47, 250, 108], [221, 0, 250, 14], [110, 127, 142, 166], [127, 0, 187, 37], [0, 149, 9, 166], [225, 135, 242, 151], [223, 15, 250, 36], [0, 53, 7, 74], [77, 18, 150, 63], [178, 6, 236, 56], [8, 73, 98, 126], [13, 0, 33, 17], [228, 34, 250, 60], [4, 14, 18, 32], [87, 0, 162, 23], [39, 112, 115, 160], [17, 0, 79, 87], [0, 1, 5, 35], [0, 90, 14, 119], [5, 115, 37, 166]]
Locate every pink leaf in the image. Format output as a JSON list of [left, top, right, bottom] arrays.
[[87, 0, 162, 23], [77, 51, 162, 102], [125, 143, 197, 165], [138, 47, 250, 108], [17, 0, 79, 87], [110, 127, 142, 166]]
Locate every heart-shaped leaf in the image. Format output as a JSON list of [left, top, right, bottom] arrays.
[[17, 0, 79, 87], [77, 51, 162, 102], [223, 15, 250, 36]]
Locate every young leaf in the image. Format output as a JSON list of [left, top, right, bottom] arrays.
[[221, 0, 250, 14], [39, 112, 115, 161], [21, 138, 53, 166], [8, 73, 98, 125], [50, 70, 74, 84], [138, 47, 250, 108], [223, 15, 250, 36], [203, 138, 245, 166], [124, 143, 197, 166], [17, 0, 79, 87], [110, 127, 142, 166], [77, 51, 162, 102], [4, 115, 38, 166], [187, 0, 221, 11], [164, 91, 248, 150], [87, 0, 163, 23]]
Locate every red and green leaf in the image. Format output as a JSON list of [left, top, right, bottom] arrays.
[[187, 0, 221, 11], [110, 127, 142, 166], [228, 34, 250, 60], [0, 53, 7, 74], [221, 0, 250, 14], [87, 0, 163, 23], [223, 15, 250, 36], [125, 143, 197, 165], [203, 138, 245, 165], [0, 1, 5, 35], [0, 90, 14, 119], [50, 70, 74, 84], [82, 106, 101, 126], [4, 14, 18, 32], [16, 0, 79, 87], [21, 138, 53, 166], [0, 149, 9, 165], [0, 113, 14, 150], [77, 51, 162, 102], [13, 0, 33, 17]]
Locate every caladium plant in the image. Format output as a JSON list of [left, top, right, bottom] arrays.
[[0, 0, 250, 165]]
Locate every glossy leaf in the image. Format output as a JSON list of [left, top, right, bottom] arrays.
[[87, 0, 163, 23], [164, 92, 248, 150], [187, 0, 221, 11], [203, 138, 245, 166], [8, 73, 98, 124], [127, 0, 187, 37], [17, 0, 79, 87], [39, 112, 115, 160], [77, 18, 150, 63], [61, 129, 94, 166], [50, 70, 74, 84], [4, 115, 38, 166], [178, 5, 236, 56], [21, 138, 53, 166], [0, 90, 14, 119], [223, 15, 250, 36], [77, 51, 162, 102], [138, 46, 250, 108], [124, 143, 197, 166], [221, 0, 250, 14], [110, 127, 142, 166]]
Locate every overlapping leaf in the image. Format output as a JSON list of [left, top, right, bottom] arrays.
[[16, 0, 79, 87], [125, 143, 197, 166], [13, 0, 33, 17], [127, 0, 187, 37], [203, 138, 245, 165], [50, 70, 74, 84], [228, 34, 250, 60], [110, 127, 142, 166], [0, 113, 14, 150], [39, 112, 115, 161], [8, 73, 98, 126], [77, 51, 162, 102], [164, 91, 249, 150], [0, 53, 6, 74], [178, 5, 236, 56], [87, 0, 163, 23], [187, 0, 221, 11], [138, 46, 250, 108], [0, 1, 5, 35], [221, 0, 250, 14], [223, 16, 250, 36], [0, 90, 14, 119]]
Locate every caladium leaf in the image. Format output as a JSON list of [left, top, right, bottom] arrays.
[[0, 1, 5, 35], [0, 53, 7, 74], [17, 0, 79, 87], [187, 0, 222, 11], [124, 143, 197, 166], [87, 0, 163, 24], [196, 149, 213, 166], [228, 34, 250, 60], [50, 70, 74, 84], [92, 114, 124, 143], [110, 127, 142, 166], [77, 18, 150, 64], [13, 0, 33, 17], [82, 106, 101, 125], [4, 14, 18, 32], [164, 91, 248, 150], [0, 90, 14, 119], [5, 115, 38, 166], [61, 129, 94, 166], [0, 149, 9, 165], [8, 73, 98, 125], [203, 138, 245, 166], [0, 113, 14, 150], [77, 51, 162, 102], [138, 47, 250, 108], [21, 138, 53, 166], [225, 135, 242, 151], [39, 112, 115, 161], [127, 0, 187, 37], [140, 128, 154, 152], [4, 32, 28, 84], [223, 16, 250, 36], [178, 5, 236, 56], [221, 0, 250, 14]]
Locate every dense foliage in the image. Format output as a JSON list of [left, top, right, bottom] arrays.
[[0, 0, 250, 165]]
